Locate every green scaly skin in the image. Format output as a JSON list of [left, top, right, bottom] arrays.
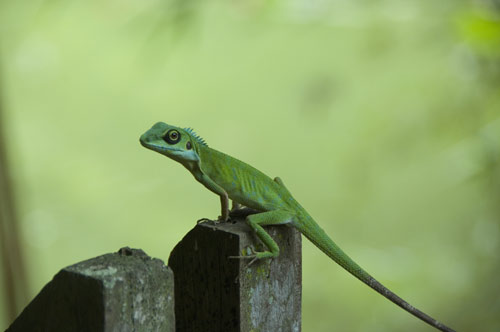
[[140, 122, 455, 332]]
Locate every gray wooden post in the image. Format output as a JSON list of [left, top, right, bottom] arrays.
[[168, 219, 302, 332], [6, 247, 175, 332]]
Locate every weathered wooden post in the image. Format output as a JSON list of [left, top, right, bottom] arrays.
[[169, 219, 302, 332], [6, 218, 301, 332], [7, 247, 175, 332]]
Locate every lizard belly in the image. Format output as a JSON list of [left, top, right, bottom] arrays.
[[225, 180, 288, 212]]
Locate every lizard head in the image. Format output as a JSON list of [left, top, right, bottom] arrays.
[[140, 122, 207, 164]]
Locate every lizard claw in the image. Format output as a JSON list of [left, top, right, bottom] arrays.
[[196, 218, 218, 225], [219, 214, 230, 223], [229, 255, 259, 269], [197, 216, 231, 225], [228, 246, 262, 268]]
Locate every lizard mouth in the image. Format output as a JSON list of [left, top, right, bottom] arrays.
[[157, 146, 182, 153], [140, 140, 183, 155]]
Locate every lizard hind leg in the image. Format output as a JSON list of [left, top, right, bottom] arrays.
[[236, 209, 295, 260], [274, 177, 293, 196]]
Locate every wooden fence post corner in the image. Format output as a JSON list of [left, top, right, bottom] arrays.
[[169, 219, 302, 332], [7, 247, 175, 332]]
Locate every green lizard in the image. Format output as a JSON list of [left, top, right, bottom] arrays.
[[140, 122, 455, 332]]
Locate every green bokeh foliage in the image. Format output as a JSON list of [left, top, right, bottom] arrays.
[[1, 0, 499, 331]]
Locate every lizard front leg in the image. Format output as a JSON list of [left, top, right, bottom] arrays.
[[219, 193, 229, 221], [194, 171, 230, 221]]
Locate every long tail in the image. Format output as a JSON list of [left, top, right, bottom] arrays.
[[297, 216, 455, 332]]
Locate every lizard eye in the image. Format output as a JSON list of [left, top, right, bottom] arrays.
[[164, 129, 181, 144], [186, 141, 192, 150]]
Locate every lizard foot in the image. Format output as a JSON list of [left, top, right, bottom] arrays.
[[218, 215, 230, 223], [228, 255, 260, 273], [196, 218, 218, 225], [229, 248, 274, 266]]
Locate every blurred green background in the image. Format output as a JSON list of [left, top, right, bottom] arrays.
[[1, 0, 499, 331]]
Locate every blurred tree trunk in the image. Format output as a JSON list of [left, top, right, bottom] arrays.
[[0, 61, 28, 322]]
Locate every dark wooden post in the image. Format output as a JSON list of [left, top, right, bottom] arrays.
[[6, 247, 175, 332], [169, 219, 302, 332]]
